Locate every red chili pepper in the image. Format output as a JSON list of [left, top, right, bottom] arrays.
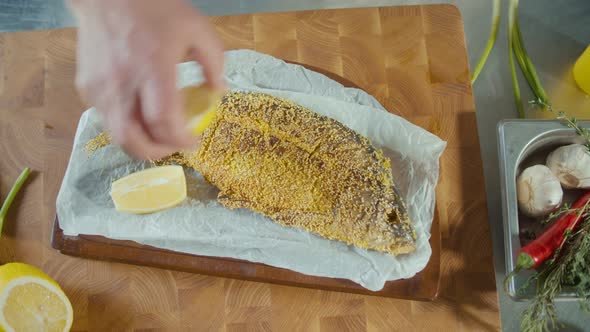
[[516, 190, 590, 270], [504, 190, 590, 294]]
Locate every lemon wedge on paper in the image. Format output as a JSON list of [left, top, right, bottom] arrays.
[[0, 262, 73, 332], [182, 84, 223, 136], [110, 165, 187, 214]]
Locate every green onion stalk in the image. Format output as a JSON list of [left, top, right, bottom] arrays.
[[471, 0, 501, 84], [0, 168, 31, 236], [508, 0, 525, 118], [509, 0, 551, 117], [471, 0, 551, 118]]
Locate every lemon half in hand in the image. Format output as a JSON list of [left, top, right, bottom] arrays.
[[0, 262, 74, 332], [182, 84, 224, 136], [110, 165, 187, 214]]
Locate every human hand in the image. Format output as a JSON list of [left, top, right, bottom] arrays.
[[69, 0, 225, 159]]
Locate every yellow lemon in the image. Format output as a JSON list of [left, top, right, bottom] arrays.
[[182, 84, 223, 136], [0, 262, 73, 332], [573, 46, 590, 96], [110, 165, 187, 214]]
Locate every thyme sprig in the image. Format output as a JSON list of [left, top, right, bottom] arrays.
[[541, 203, 571, 225], [520, 213, 590, 332], [530, 99, 590, 151]]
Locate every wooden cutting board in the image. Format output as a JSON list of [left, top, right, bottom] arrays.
[[50, 54, 441, 300], [0, 5, 500, 331]]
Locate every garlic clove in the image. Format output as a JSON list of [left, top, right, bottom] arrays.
[[517, 165, 563, 218], [546, 144, 590, 189]]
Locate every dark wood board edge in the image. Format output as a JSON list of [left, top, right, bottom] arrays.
[[51, 214, 440, 301]]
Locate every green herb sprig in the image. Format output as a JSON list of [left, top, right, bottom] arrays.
[[541, 203, 572, 225], [531, 99, 590, 150], [558, 115, 590, 151], [520, 212, 590, 332]]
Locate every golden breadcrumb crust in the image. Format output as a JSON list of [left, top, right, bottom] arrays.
[[86, 91, 416, 255]]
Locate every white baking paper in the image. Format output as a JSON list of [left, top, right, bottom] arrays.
[[56, 50, 446, 291]]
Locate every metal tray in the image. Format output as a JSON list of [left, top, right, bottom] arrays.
[[498, 119, 590, 300]]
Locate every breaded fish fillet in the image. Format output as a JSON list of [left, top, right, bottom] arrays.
[[86, 91, 416, 255], [178, 92, 415, 255]]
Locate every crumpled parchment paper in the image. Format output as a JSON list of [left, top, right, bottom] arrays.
[[56, 50, 446, 291]]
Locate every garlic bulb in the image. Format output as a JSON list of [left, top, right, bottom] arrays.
[[517, 165, 563, 217], [546, 144, 590, 189]]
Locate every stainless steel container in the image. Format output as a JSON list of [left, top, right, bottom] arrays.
[[498, 119, 590, 300]]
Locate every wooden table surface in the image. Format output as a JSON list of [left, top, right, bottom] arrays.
[[0, 5, 500, 331]]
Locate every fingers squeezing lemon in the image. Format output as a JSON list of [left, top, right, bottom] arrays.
[[182, 84, 224, 136], [110, 85, 222, 215]]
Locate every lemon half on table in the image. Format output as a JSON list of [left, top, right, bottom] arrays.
[[182, 84, 224, 136], [0, 263, 73, 332]]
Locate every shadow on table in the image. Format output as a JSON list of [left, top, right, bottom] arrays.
[[427, 111, 500, 331]]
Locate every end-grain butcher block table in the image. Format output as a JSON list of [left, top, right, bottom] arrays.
[[0, 4, 500, 331]]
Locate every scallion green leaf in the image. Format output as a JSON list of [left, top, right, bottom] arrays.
[[509, 0, 525, 118], [0, 167, 31, 236], [471, 0, 501, 84]]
